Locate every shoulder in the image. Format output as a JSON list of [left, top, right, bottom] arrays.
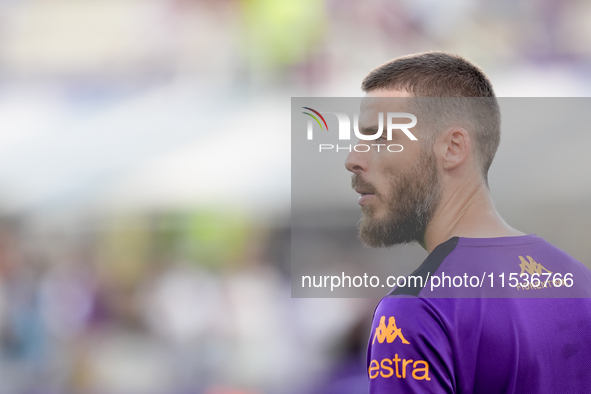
[[391, 234, 591, 298], [367, 296, 456, 391]]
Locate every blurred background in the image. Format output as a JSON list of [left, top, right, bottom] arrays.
[[0, 0, 591, 393]]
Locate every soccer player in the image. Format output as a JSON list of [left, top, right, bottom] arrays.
[[345, 52, 591, 393]]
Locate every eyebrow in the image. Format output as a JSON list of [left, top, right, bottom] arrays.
[[359, 126, 383, 135]]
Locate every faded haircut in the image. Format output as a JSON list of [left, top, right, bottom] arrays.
[[362, 52, 500, 184]]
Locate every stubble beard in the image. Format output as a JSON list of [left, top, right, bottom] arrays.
[[354, 149, 442, 248]]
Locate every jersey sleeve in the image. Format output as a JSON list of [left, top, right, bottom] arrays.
[[367, 296, 455, 393]]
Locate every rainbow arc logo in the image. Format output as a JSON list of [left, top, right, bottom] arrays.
[[301, 107, 328, 132]]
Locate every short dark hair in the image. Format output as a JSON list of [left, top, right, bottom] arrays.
[[362, 52, 500, 183]]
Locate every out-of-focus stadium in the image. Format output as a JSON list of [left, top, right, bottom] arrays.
[[0, 0, 590, 393]]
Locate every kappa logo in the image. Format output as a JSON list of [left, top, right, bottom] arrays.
[[369, 316, 431, 381], [518, 255, 552, 276], [372, 316, 410, 345]]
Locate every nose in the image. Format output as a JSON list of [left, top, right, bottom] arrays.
[[345, 145, 367, 174]]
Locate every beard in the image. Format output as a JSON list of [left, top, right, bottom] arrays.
[[352, 148, 442, 248]]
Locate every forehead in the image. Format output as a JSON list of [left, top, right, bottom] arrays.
[[360, 89, 413, 123], [365, 88, 413, 98]]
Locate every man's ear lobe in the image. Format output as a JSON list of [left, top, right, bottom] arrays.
[[441, 127, 470, 170]]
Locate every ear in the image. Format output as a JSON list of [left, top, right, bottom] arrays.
[[436, 127, 470, 170]]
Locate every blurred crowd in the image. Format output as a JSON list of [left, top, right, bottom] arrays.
[[1, 0, 591, 92], [0, 213, 372, 394]]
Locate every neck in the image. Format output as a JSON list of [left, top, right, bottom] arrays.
[[421, 181, 525, 253]]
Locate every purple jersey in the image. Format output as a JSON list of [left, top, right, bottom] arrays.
[[367, 235, 591, 393]]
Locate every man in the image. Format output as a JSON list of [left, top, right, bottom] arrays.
[[345, 52, 591, 393]]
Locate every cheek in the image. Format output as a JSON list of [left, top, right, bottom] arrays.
[[374, 175, 396, 203], [372, 147, 417, 194], [381, 145, 414, 166]]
